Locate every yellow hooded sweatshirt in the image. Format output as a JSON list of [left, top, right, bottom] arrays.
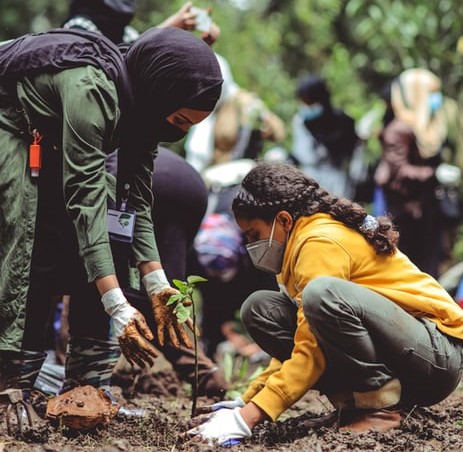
[[242, 213, 463, 421]]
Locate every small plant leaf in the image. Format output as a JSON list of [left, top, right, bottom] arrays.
[[223, 352, 234, 383], [239, 357, 249, 380], [167, 293, 184, 306], [227, 389, 243, 400], [175, 303, 191, 323], [187, 275, 208, 285], [172, 279, 188, 292]]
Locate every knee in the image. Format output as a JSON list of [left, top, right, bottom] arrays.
[[302, 276, 343, 318], [240, 290, 269, 328]]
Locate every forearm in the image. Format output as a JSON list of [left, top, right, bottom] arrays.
[[124, 147, 161, 264], [240, 402, 270, 429], [138, 261, 163, 277], [95, 274, 120, 296]]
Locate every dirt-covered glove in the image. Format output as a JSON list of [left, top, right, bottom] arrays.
[[142, 269, 194, 348], [46, 385, 119, 430], [101, 288, 157, 368], [187, 407, 252, 446], [211, 397, 245, 411]]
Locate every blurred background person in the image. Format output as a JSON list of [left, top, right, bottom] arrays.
[[184, 53, 286, 173], [374, 68, 449, 278], [62, 0, 220, 45], [292, 74, 359, 199]]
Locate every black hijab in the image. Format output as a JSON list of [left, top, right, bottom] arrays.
[[117, 27, 223, 202], [121, 27, 222, 147], [125, 27, 222, 122], [297, 75, 358, 165]]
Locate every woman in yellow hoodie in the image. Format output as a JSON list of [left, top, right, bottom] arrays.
[[187, 161, 463, 446]]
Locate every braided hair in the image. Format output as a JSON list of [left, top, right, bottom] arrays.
[[232, 162, 399, 255]]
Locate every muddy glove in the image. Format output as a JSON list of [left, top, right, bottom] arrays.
[[101, 288, 158, 368], [142, 269, 194, 349], [187, 407, 252, 446], [211, 397, 245, 411]]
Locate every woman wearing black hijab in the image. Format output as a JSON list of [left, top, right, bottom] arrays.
[[0, 26, 222, 399], [292, 74, 359, 198]]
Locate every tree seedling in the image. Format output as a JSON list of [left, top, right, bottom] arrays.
[[167, 275, 207, 417]]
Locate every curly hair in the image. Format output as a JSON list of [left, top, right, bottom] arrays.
[[232, 162, 399, 255]]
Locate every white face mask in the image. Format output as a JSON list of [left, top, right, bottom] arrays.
[[245, 217, 287, 274]]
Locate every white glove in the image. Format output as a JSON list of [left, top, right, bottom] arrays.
[[211, 397, 245, 411], [142, 269, 170, 295], [187, 407, 252, 446], [101, 287, 137, 337]]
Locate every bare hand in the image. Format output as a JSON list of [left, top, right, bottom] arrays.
[[158, 2, 197, 31], [201, 22, 221, 45]]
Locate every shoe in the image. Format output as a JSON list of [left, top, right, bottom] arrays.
[[339, 407, 402, 433]]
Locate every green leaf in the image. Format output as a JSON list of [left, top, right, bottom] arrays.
[[172, 279, 188, 292], [239, 357, 249, 380], [167, 293, 184, 306], [175, 303, 191, 323], [186, 275, 208, 285], [223, 352, 234, 383], [227, 389, 243, 400]]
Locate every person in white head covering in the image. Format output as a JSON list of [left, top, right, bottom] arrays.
[[374, 68, 448, 277]]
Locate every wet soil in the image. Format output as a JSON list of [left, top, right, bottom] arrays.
[[1, 362, 463, 451]]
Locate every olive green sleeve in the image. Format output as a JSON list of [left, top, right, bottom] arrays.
[[125, 146, 161, 264], [18, 66, 120, 281]]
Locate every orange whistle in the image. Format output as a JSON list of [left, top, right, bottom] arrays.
[[29, 130, 43, 177]]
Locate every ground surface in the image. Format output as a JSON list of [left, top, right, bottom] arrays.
[[1, 361, 463, 451]]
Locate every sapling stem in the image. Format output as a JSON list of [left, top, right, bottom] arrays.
[[169, 275, 207, 419], [191, 298, 198, 418]]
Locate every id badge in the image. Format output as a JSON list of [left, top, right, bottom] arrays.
[[107, 208, 136, 243]]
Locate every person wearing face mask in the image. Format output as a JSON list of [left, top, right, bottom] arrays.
[[186, 162, 463, 446], [0, 26, 222, 414], [292, 74, 359, 198], [374, 68, 449, 278]]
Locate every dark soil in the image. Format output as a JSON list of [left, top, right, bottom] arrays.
[[1, 359, 463, 451]]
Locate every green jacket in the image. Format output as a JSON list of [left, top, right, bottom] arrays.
[[0, 65, 159, 351]]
